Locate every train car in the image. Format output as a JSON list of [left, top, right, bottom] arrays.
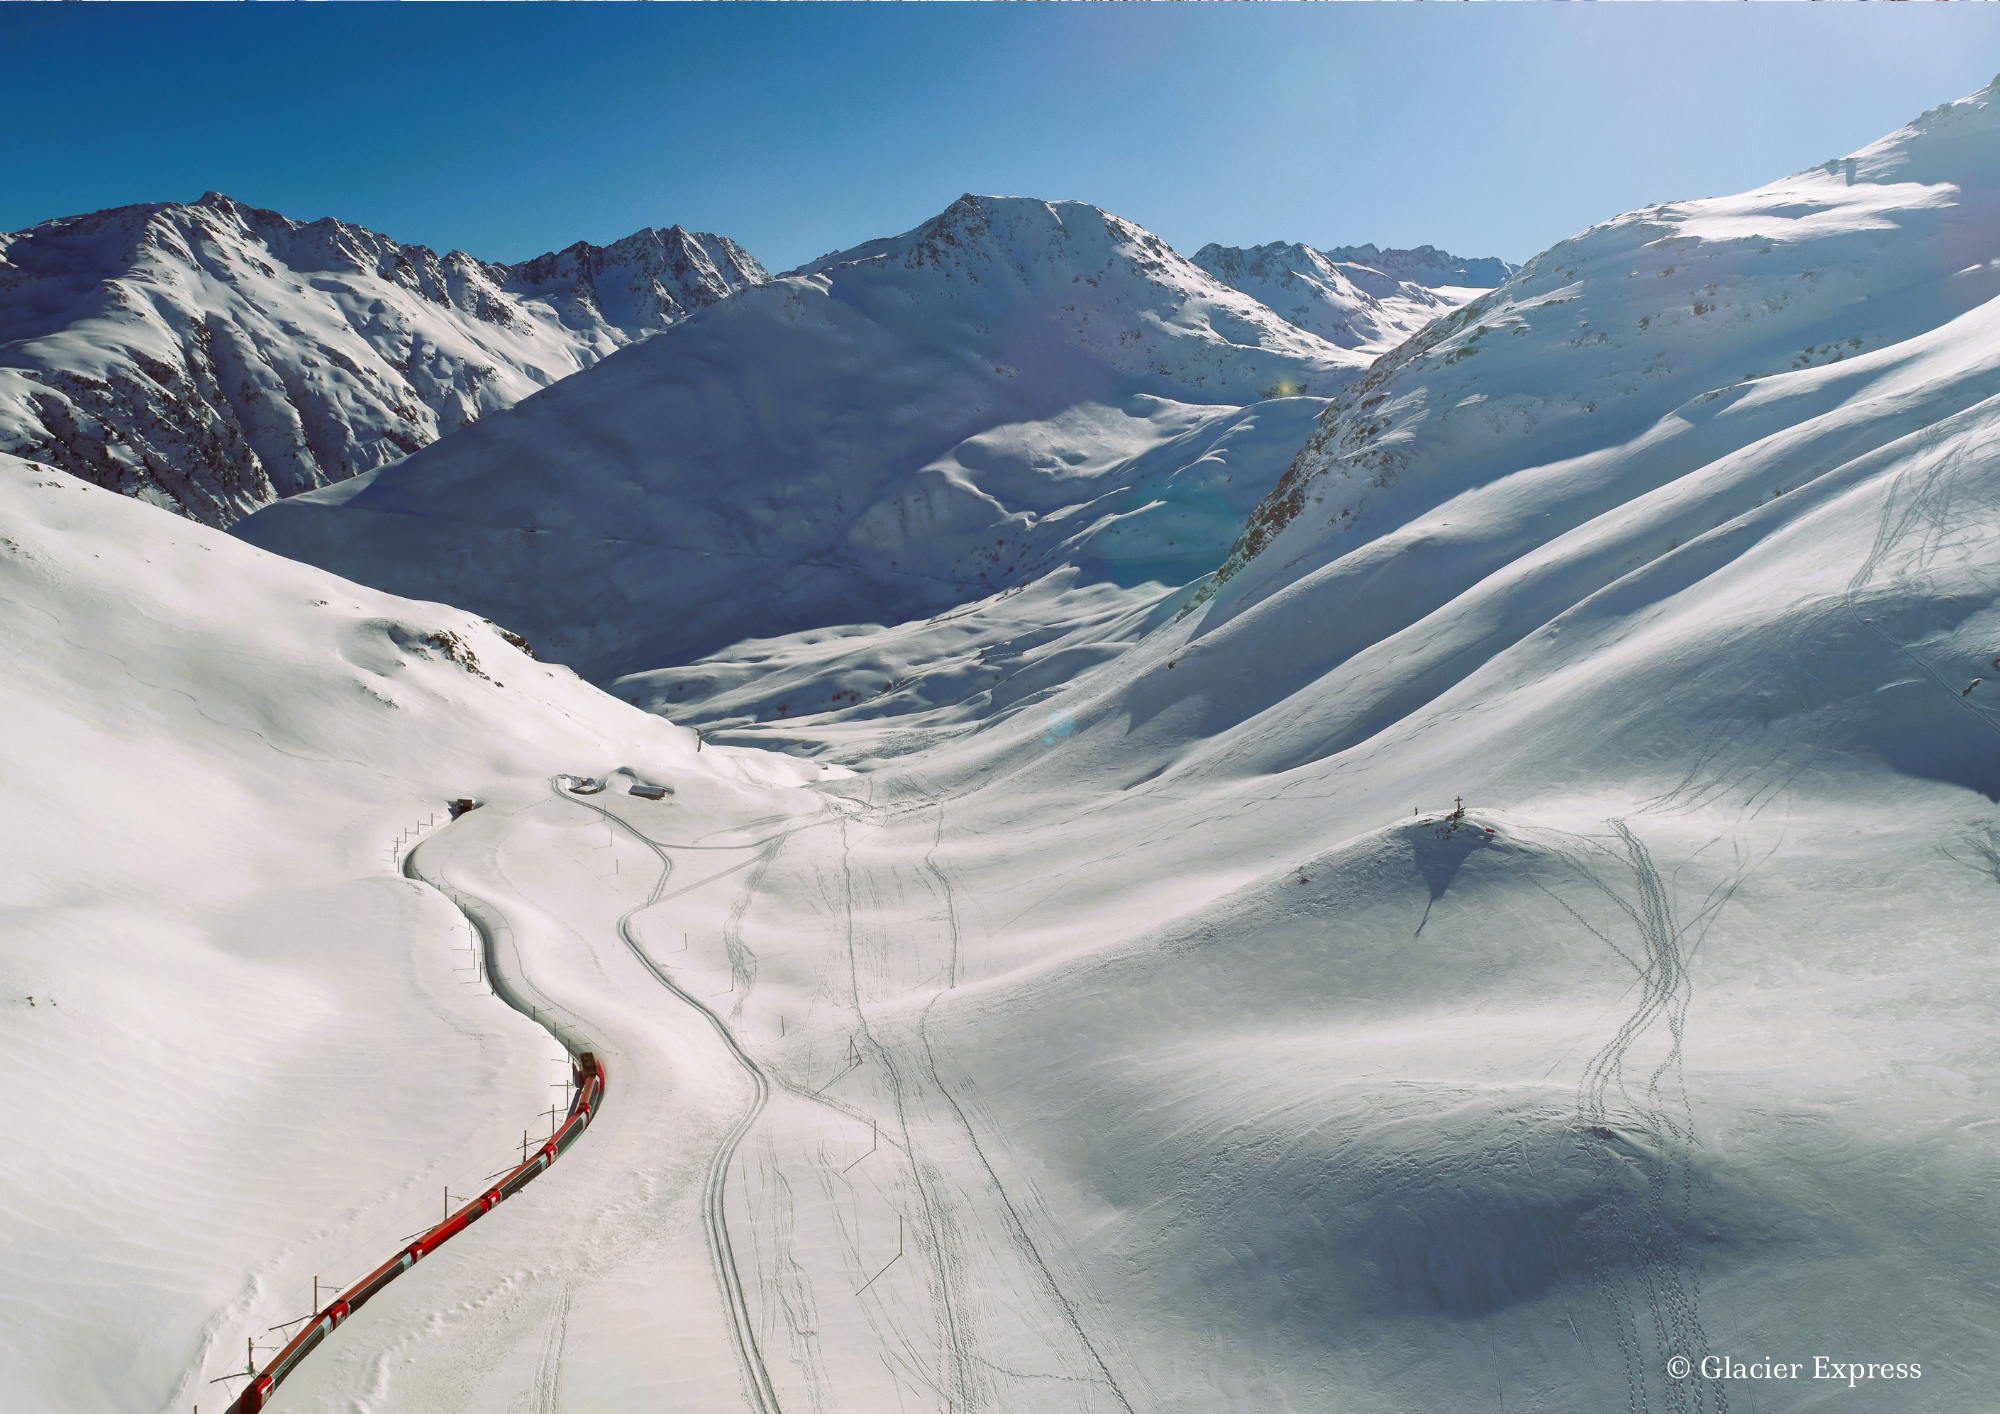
[[224, 1054, 603, 1412]]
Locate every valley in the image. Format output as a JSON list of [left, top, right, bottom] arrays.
[[5, 67, 2000, 1414]]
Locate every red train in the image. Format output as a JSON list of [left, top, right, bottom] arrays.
[[224, 1053, 605, 1413]]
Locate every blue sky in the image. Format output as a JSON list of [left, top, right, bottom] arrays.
[[5, 5, 1996, 272]]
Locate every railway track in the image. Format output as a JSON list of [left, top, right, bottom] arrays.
[[215, 814, 608, 1413]]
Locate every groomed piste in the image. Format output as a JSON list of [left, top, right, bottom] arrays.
[[222, 1052, 605, 1414]]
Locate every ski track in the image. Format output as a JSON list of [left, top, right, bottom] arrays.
[[549, 778, 786, 1414], [1531, 820, 1749, 1414]]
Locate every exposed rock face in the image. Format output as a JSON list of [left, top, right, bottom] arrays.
[[0, 193, 765, 525]]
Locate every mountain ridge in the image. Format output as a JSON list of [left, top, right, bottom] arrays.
[[0, 192, 767, 525], [235, 194, 1368, 681]]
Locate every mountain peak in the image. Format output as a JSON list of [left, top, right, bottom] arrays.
[[0, 195, 766, 525], [1319, 242, 1516, 289], [1835, 72, 2000, 188], [1191, 238, 1487, 354]]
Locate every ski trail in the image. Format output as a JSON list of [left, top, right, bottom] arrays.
[[852, 777, 1136, 1414], [1545, 821, 1742, 1414], [830, 790, 981, 1412], [551, 779, 784, 1414], [721, 839, 783, 1024], [530, 1281, 572, 1414]]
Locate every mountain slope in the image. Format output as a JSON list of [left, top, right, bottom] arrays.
[[0, 193, 765, 526], [1190, 240, 1495, 354], [0, 449, 833, 1413], [631, 81, 2000, 1414], [236, 195, 1369, 681], [1179, 75, 2000, 748]]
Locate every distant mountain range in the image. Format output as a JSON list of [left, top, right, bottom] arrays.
[[0, 191, 1508, 532], [235, 194, 1374, 679], [1191, 240, 1512, 353], [1320, 242, 1517, 289], [0, 193, 765, 524]]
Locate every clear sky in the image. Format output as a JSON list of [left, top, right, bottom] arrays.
[[4, 5, 1997, 273]]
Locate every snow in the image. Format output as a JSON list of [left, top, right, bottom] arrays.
[[235, 197, 1366, 682], [0, 452, 813, 1412], [0, 195, 765, 526], [11, 76, 2000, 1414], [549, 82, 2000, 1411], [1191, 240, 1497, 353], [1320, 242, 1518, 290]]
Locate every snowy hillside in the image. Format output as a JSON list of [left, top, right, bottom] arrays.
[[236, 196, 1368, 681], [615, 80, 2000, 1413], [1196, 75, 2000, 713], [16, 74, 2000, 1414], [0, 194, 764, 526], [0, 450, 825, 1412], [1191, 240, 1492, 354]]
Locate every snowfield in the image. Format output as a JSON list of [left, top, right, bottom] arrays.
[[7, 76, 2000, 1414]]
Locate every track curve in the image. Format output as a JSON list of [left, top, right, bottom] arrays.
[[550, 776, 784, 1414], [217, 812, 608, 1414]]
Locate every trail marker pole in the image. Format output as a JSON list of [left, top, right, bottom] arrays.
[[842, 1119, 879, 1173], [857, 1214, 905, 1293]]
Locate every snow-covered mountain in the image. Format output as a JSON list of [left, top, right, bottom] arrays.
[[626, 80, 2000, 1413], [18, 75, 2000, 1414], [1197, 77, 2000, 698], [0, 193, 765, 525], [1191, 240, 1493, 353], [1321, 240, 1517, 288], [236, 195, 1370, 681]]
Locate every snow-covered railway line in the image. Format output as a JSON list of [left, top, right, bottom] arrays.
[[212, 816, 612, 1414], [221, 1042, 605, 1414]]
